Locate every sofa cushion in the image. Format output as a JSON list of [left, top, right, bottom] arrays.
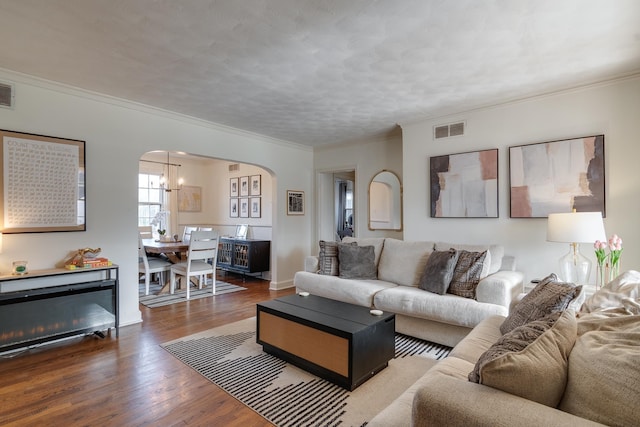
[[419, 249, 459, 295], [469, 310, 576, 407], [338, 243, 377, 279], [559, 314, 640, 426], [435, 242, 503, 275], [377, 239, 434, 287], [449, 315, 505, 364], [294, 271, 397, 308], [500, 273, 582, 334], [341, 237, 386, 266], [448, 250, 487, 299], [373, 286, 507, 329]]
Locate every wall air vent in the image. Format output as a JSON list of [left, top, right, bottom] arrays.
[[0, 81, 14, 109], [434, 121, 465, 139], [228, 163, 240, 172], [434, 125, 449, 139]]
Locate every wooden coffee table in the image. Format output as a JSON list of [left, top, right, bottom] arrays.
[[256, 294, 395, 390]]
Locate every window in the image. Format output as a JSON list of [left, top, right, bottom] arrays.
[[138, 173, 164, 227]]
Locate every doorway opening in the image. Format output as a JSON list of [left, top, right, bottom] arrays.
[[335, 175, 354, 239], [316, 169, 356, 242]]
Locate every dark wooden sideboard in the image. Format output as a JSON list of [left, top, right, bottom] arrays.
[[0, 265, 119, 354], [218, 238, 270, 275]]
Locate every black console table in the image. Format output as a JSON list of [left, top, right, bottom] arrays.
[[0, 265, 119, 354], [218, 238, 270, 275]]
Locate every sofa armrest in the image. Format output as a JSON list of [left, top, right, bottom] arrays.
[[304, 256, 319, 273], [476, 270, 524, 308], [412, 372, 604, 427]]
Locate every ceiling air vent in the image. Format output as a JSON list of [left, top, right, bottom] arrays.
[[228, 163, 240, 172], [434, 121, 465, 139], [0, 81, 14, 109]]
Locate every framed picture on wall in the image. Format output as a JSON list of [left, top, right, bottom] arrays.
[[0, 129, 86, 233], [430, 148, 499, 218], [230, 177, 239, 197], [230, 198, 239, 218], [250, 174, 261, 196], [509, 135, 605, 218], [287, 190, 305, 215], [250, 197, 261, 218], [239, 197, 249, 217], [240, 176, 249, 196], [178, 185, 202, 212]]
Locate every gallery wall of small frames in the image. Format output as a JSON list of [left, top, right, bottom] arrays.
[[230, 175, 261, 218]]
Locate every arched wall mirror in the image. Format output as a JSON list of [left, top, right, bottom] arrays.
[[369, 170, 402, 230]]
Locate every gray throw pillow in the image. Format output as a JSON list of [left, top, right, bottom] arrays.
[[500, 273, 582, 334], [447, 250, 487, 299], [318, 240, 356, 275], [338, 243, 377, 279], [419, 249, 460, 294]]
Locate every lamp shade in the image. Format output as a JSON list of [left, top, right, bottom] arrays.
[[546, 212, 606, 243]]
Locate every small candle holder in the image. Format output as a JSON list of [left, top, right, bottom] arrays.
[[12, 260, 28, 275]]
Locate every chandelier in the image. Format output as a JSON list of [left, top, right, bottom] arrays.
[[158, 151, 184, 192]]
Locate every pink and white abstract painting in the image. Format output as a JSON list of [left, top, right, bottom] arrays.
[[430, 149, 498, 218], [509, 135, 605, 218]]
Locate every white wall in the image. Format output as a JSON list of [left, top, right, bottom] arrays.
[[313, 134, 404, 252], [157, 156, 275, 241], [0, 69, 313, 327], [401, 75, 640, 284]]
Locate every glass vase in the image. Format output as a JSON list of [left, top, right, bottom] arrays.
[[596, 263, 605, 291], [609, 261, 620, 284]]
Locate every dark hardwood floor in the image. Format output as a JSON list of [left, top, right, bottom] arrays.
[[0, 272, 295, 426]]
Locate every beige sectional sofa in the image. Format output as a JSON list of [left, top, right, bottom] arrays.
[[368, 271, 640, 426], [294, 237, 524, 347]]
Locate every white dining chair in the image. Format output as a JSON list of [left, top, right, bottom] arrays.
[[138, 234, 172, 295], [182, 225, 199, 243], [139, 225, 153, 239], [170, 230, 219, 299]]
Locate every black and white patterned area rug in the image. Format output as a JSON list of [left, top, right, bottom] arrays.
[[139, 281, 246, 308], [162, 317, 451, 426]]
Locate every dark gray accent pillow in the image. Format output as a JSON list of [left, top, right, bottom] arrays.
[[318, 240, 356, 275], [419, 249, 460, 294], [448, 250, 487, 299], [500, 273, 582, 334], [338, 244, 377, 279]]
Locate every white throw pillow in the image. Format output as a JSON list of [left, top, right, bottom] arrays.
[[377, 239, 434, 287]]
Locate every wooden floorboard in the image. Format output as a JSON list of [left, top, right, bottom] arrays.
[[0, 271, 295, 426]]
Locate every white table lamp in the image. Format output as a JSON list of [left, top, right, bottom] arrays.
[[546, 211, 606, 284]]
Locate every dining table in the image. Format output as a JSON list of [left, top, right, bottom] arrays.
[[142, 238, 191, 294], [142, 238, 189, 263]]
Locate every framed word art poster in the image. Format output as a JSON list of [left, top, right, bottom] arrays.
[[1, 129, 86, 233]]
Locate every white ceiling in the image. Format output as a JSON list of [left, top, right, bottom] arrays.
[[0, 0, 639, 147]]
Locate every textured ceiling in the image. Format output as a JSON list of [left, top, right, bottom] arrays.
[[0, 0, 639, 147]]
